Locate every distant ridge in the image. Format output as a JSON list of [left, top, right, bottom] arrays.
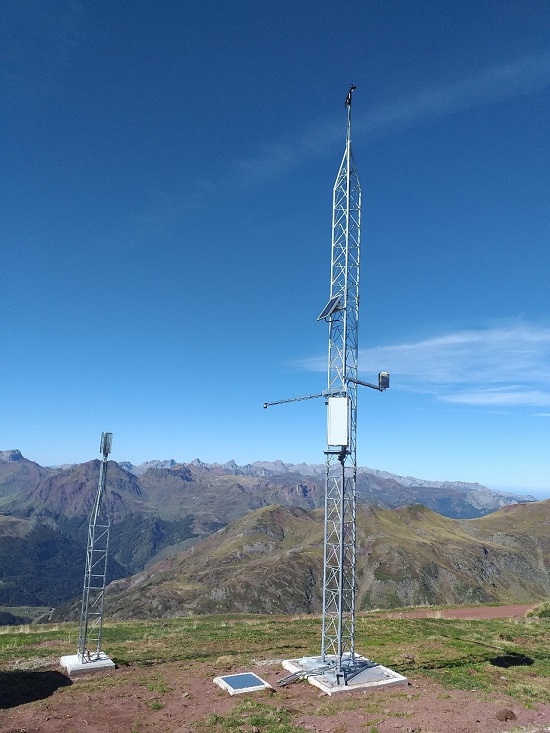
[[2, 449, 536, 517], [0, 448, 541, 614], [119, 456, 536, 516], [121, 456, 521, 487], [0, 449, 536, 513], [122, 458, 178, 475]]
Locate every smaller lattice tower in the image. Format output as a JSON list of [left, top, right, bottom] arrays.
[[77, 432, 113, 662]]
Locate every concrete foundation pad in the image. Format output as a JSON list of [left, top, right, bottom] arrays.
[[59, 652, 115, 676], [281, 654, 407, 695]]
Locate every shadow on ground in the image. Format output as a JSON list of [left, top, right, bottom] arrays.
[[490, 653, 534, 668], [0, 670, 72, 709]]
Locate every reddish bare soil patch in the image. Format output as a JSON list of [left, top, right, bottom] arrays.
[[384, 604, 537, 620], [1, 655, 550, 733]]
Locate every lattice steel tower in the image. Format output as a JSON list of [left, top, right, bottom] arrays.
[[320, 83, 361, 670], [265, 87, 389, 683], [77, 432, 113, 662]]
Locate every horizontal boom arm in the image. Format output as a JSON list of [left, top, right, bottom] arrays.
[[264, 391, 337, 409]]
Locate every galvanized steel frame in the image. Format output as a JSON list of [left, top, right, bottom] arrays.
[[321, 97, 361, 670], [77, 432, 112, 662]]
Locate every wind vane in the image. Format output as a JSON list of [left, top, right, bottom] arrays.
[[345, 84, 356, 107]]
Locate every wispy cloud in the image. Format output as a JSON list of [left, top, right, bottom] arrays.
[[299, 322, 550, 408], [234, 50, 550, 185], [359, 50, 550, 139]]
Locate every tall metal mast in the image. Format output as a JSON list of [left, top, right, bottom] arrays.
[[320, 84, 361, 672], [77, 432, 113, 662], [265, 87, 390, 686]]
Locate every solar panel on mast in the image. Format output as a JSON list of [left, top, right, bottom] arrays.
[[317, 295, 341, 321]]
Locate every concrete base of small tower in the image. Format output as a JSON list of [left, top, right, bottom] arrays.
[[59, 651, 115, 676], [281, 653, 407, 695]]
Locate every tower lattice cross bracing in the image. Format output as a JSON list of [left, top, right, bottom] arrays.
[[321, 88, 361, 669], [265, 87, 394, 689]]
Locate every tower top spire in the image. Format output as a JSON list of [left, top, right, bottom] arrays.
[[344, 85, 356, 107], [344, 85, 356, 143]]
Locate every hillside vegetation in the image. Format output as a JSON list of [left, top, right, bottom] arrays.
[[101, 500, 550, 620], [0, 515, 125, 607]]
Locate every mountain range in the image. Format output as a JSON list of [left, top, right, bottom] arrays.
[[102, 499, 550, 619], [0, 448, 539, 616]]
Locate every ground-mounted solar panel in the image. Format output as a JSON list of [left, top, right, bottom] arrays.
[[213, 672, 272, 695]]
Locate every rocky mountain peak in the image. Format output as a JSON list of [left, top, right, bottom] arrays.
[[0, 449, 25, 462]]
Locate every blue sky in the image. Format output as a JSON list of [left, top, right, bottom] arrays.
[[1, 1, 549, 495]]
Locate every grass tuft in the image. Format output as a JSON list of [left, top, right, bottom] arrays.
[[195, 699, 305, 732]]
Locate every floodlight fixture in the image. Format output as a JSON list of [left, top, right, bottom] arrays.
[[317, 295, 341, 321]]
